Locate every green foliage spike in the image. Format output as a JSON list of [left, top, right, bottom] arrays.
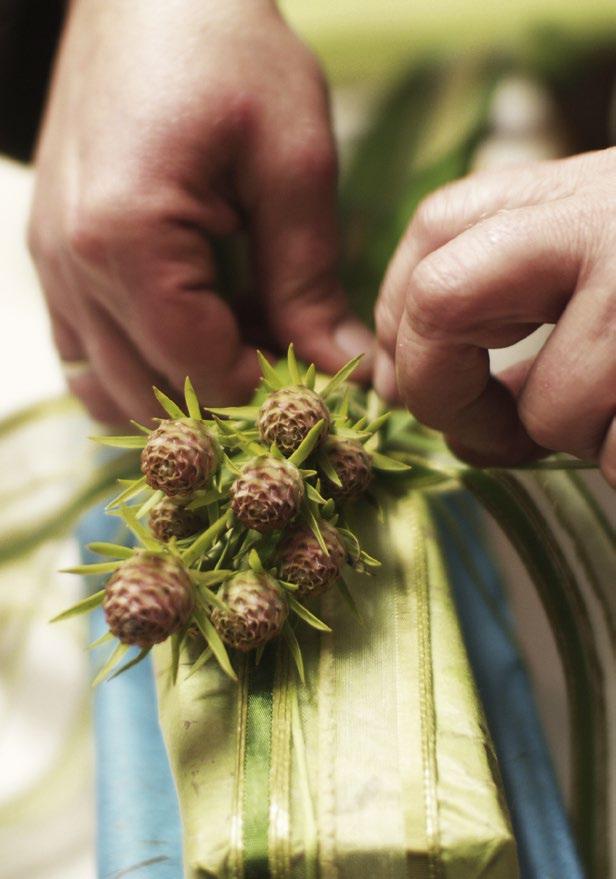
[[153, 386, 186, 419], [320, 354, 364, 399], [287, 343, 301, 385], [184, 377, 202, 420], [50, 589, 106, 623], [289, 419, 325, 466], [288, 595, 332, 632]]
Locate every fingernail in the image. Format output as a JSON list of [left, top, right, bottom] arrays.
[[334, 319, 375, 368], [374, 348, 399, 402]]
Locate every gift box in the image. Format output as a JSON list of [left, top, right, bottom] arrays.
[[154, 492, 519, 878]]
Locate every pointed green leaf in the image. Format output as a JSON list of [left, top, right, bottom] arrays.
[[359, 549, 381, 568], [115, 505, 160, 550], [137, 489, 164, 519], [196, 585, 228, 612], [109, 646, 151, 680], [288, 595, 331, 632], [322, 498, 336, 518], [317, 449, 343, 487], [87, 542, 133, 560], [206, 405, 260, 420], [91, 435, 148, 449], [278, 580, 299, 592], [193, 609, 237, 681], [86, 630, 114, 651], [306, 508, 329, 556], [184, 376, 202, 420], [153, 386, 185, 419], [255, 644, 266, 666], [287, 343, 301, 385], [320, 354, 364, 398], [191, 569, 233, 588], [106, 476, 148, 510], [130, 419, 152, 435], [248, 549, 264, 572], [303, 363, 316, 389], [366, 412, 391, 434], [256, 351, 284, 389], [336, 578, 363, 625], [170, 632, 182, 683], [371, 451, 412, 472], [92, 642, 129, 687], [51, 589, 106, 623], [289, 420, 325, 466], [61, 561, 123, 575], [283, 622, 305, 684], [182, 511, 230, 565], [186, 646, 213, 678], [305, 484, 326, 505]]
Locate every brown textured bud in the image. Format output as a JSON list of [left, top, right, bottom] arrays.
[[103, 552, 194, 648], [231, 456, 304, 532], [149, 498, 204, 542], [322, 437, 372, 501], [278, 521, 346, 600], [211, 571, 288, 652], [257, 386, 331, 455], [141, 419, 218, 498]]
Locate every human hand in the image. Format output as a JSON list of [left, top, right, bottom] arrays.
[[374, 150, 616, 486], [29, 0, 372, 425]]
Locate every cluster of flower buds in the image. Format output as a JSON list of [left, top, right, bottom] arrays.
[[54, 347, 410, 685]]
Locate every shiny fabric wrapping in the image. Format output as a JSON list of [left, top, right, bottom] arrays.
[[154, 492, 519, 878]]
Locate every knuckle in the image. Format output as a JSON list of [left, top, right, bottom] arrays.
[[412, 190, 450, 241], [64, 201, 113, 265], [405, 256, 466, 339]]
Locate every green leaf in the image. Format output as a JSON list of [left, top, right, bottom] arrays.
[[170, 632, 182, 684], [186, 645, 213, 678], [371, 451, 412, 472], [92, 642, 129, 687], [50, 589, 106, 623], [109, 647, 151, 680], [320, 354, 364, 398], [191, 569, 233, 588], [87, 542, 133, 560], [60, 561, 123, 575], [462, 469, 607, 871], [136, 489, 164, 519], [182, 511, 230, 565], [206, 405, 260, 420], [366, 412, 391, 434], [184, 376, 202, 420], [106, 476, 148, 510], [336, 578, 363, 624], [248, 549, 264, 572], [153, 386, 185, 419], [115, 505, 160, 550], [86, 630, 114, 651], [256, 351, 284, 389], [287, 343, 301, 385], [193, 608, 238, 681], [91, 435, 148, 449], [289, 420, 325, 466], [359, 549, 381, 568], [278, 580, 299, 592], [196, 585, 228, 612], [306, 508, 329, 556], [282, 622, 305, 684], [288, 595, 331, 632], [130, 420, 152, 435], [305, 484, 326, 505], [317, 449, 343, 487], [303, 363, 316, 389]]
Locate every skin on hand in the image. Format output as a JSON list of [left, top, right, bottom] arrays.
[[28, 0, 373, 426], [374, 149, 616, 486]]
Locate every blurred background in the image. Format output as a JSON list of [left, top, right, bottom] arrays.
[[1, 1, 615, 877]]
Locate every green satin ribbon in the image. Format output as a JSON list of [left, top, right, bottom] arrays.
[[154, 492, 518, 879]]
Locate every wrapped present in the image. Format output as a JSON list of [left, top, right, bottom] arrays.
[[154, 492, 519, 878]]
